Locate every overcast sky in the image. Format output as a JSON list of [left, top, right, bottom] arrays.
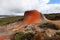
[[0, 0, 60, 15]]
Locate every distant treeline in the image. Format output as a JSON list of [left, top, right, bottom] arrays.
[[44, 13, 60, 20]]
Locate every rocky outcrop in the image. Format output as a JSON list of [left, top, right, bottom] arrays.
[[23, 10, 47, 25], [12, 10, 48, 32]]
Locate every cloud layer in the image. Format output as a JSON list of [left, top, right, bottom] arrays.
[[0, 0, 60, 15], [37, 4, 60, 13]]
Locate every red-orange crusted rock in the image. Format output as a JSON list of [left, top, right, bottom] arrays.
[[23, 10, 42, 24], [0, 36, 7, 40]]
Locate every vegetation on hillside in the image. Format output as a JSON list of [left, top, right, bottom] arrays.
[[44, 13, 60, 20], [0, 16, 23, 25], [39, 22, 58, 30]]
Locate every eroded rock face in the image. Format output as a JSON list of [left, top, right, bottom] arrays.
[[23, 10, 43, 25]]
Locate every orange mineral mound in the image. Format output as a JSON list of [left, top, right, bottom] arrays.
[[23, 10, 43, 25], [12, 10, 47, 32], [0, 36, 7, 40]]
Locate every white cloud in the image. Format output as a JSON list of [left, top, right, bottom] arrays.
[[0, 0, 60, 15], [0, 0, 50, 15], [38, 0, 50, 4], [46, 4, 60, 13], [37, 4, 60, 13]]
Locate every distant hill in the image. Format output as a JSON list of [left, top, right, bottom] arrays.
[[0, 15, 20, 18], [44, 13, 60, 20]]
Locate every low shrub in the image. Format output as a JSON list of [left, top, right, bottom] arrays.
[[13, 32, 35, 40]]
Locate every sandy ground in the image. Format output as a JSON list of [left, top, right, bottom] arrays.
[[50, 20, 60, 29]]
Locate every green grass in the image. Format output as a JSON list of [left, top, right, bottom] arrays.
[[0, 16, 24, 25]]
